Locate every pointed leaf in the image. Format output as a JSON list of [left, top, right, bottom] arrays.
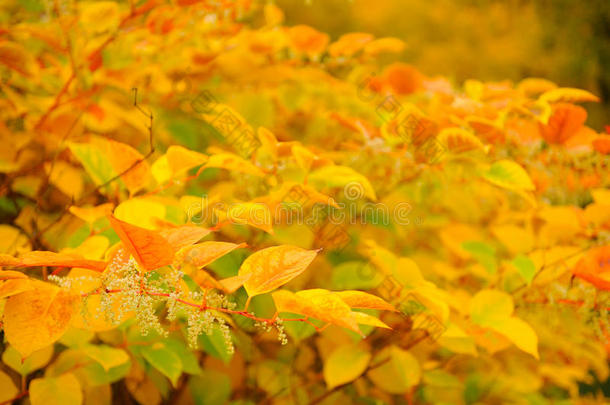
[[108, 215, 175, 271], [3, 281, 79, 357], [323, 344, 371, 388], [239, 245, 318, 296]]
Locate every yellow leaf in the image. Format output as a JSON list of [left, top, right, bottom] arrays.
[[3, 281, 79, 357], [0, 369, 18, 403], [516, 78, 557, 96], [151, 155, 172, 185], [0, 278, 33, 298], [183, 241, 247, 269], [29, 373, 83, 405], [350, 311, 391, 329], [69, 203, 114, 224], [470, 289, 514, 325], [363, 37, 406, 55], [323, 344, 371, 388], [0, 270, 27, 280], [239, 245, 318, 296], [204, 153, 265, 177], [79, 1, 120, 35], [220, 202, 274, 234], [166, 145, 207, 175], [93, 137, 151, 195], [470, 289, 538, 358], [0, 225, 31, 255], [272, 289, 359, 333], [296, 289, 361, 333], [114, 198, 166, 230], [308, 165, 376, 201], [483, 160, 535, 192], [539, 87, 600, 104], [487, 317, 539, 359], [367, 345, 421, 394], [334, 290, 396, 311], [45, 161, 84, 200]]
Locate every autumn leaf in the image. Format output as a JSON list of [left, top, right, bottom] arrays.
[[538, 103, 587, 145], [334, 290, 396, 312], [3, 281, 79, 357], [572, 246, 610, 290], [0, 251, 107, 272], [238, 245, 318, 296], [108, 215, 175, 271], [159, 225, 211, 251], [272, 289, 360, 333], [470, 289, 538, 358], [166, 145, 208, 174], [539, 87, 600, 104], [323, 344, 371, 388], [183, 241, 247, 269], [483, 160, 535, 192]]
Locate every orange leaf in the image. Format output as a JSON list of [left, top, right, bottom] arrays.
[[238, 245, 318, 296], [538, 103, 587, 145], [383, 63, 423, 95], [592, 135, 610, 155], [573, 246, 610, 290], [287, 25, 329, 56], [183, 241, 247, 268], [0, 251, 107, 272], [108, 215, 175, 271], [95, 138, 151, 195], [159, 225, 211, 251]]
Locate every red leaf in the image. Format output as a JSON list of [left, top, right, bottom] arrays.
[[108, 215, 175, 271]]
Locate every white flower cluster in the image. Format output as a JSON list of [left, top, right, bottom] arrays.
[[254, 317, 288, 345], [49, 248, 291, 353]]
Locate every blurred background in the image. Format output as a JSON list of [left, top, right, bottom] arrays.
[[277, 0, 610, 129]]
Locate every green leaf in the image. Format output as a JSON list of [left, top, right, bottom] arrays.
[[199, 324, 234, 364], [482, 160, 535, 192], [68, 142, 116, 187], [331, 261, 383, 290], [189, 370, 231, 405], [512, 254, 536, 285], [82, 344, 129, 371], [462, 241, 497, 274], [323, 344, 371, 388], [2, 345, 54, 376], [164, 339, 201, 375], [29, 373, 83, 405], [141, 343, 183, 387]]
